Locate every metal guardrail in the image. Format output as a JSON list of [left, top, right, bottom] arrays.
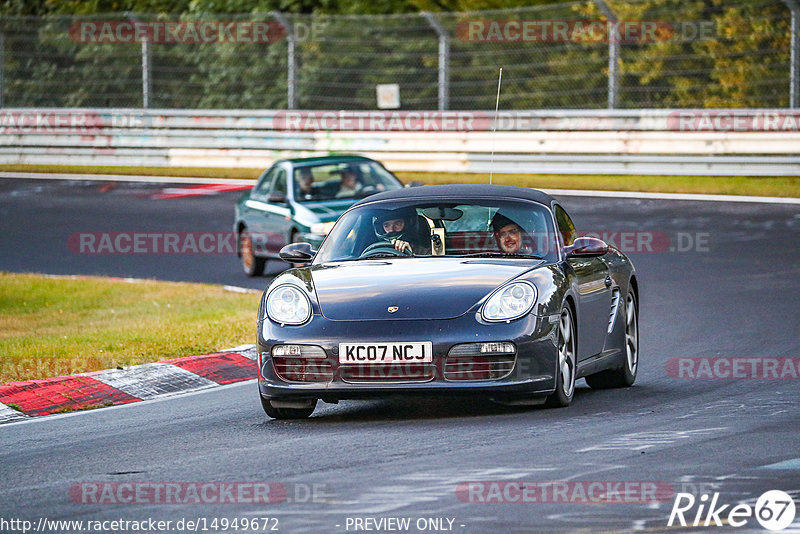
[[0, 108, 799, 175], [467, 154, 800, 176]]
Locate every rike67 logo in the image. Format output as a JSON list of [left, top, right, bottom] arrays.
[[668, 490, 796, 531]]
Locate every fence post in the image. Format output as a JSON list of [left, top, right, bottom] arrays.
[[0, 30, 4, 108], [422, 12, 449, 111], [784, 0, 800, 108], [594, 0, 618, 109], [127, 13, 150, 108], [271, 11, 296, 110]]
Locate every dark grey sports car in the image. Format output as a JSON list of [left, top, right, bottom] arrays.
[[256, 184, 639, 419]]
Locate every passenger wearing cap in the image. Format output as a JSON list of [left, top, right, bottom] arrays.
[[491, 212, 533, 255], [374, 208, 431, 255]]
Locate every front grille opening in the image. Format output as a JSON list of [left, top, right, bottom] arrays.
[[339, 363, 435, 383], [273, 357, 334, 383], [445, 343, 516, 381]]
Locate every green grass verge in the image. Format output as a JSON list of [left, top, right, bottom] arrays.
[[396, 172, 800, 198], [1, 163, 798, 197], [0, 273, 259, 384]]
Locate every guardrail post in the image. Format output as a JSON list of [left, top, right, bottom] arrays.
[[422, 12, 450, 111], [594, 0, 618, 109], [784, 0, 800, 108], [127, 13, 150, 108], [271, 11, 296, 109]]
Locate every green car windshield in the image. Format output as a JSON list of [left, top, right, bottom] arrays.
[[314, 199, 558, 264], [293, 161, 403, 202]]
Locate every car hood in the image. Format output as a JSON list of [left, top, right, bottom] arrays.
[[292, 200, 356, 226], [310, 258, 542, 321]]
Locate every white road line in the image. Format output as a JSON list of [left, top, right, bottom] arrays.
[[761, 458, 800, 470], [2, 172, 799, 204], [0, 380, 254, 427], [0, 172, 255, 186], [223, 285, 262, 294], [576, 427, 727, 453], [541, 187, 800, 204]]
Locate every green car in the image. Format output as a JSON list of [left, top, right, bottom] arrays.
[[234, 155, 407, 276]]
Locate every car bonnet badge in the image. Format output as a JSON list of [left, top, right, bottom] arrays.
[[388, 306, 399, 313]]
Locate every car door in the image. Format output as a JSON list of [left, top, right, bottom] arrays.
[[242, 167, 276, 257], [257, 165, 293, 256], [555, 204, 612, 360]]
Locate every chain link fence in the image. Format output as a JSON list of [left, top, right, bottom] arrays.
[[0, 0, 796, 110]]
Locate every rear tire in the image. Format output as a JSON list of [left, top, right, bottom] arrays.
[[239, 230, 266, 277], [586, 291, 638, 389], [260, 396, 316, 419], [545, 304, 576, 407]]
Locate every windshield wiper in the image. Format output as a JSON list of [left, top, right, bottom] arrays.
[[458, 252, 543, 259], [356, 253, 411, 259]]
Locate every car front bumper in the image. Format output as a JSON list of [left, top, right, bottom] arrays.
[[257, 312, 559, 403]]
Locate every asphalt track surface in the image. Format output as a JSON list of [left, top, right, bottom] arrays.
[[1, 177, 799, 533]]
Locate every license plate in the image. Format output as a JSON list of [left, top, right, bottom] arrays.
[[339, 342, 433, 364]]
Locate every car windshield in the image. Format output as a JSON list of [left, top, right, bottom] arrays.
[[314, 198, 558, 264], [293, 161, 403, 202]]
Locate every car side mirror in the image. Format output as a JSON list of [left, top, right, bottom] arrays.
[[565, 236, 609, 257], [279, 242, 315, 264], [404, 181, 425, 188], [268, 192, 287, 203]]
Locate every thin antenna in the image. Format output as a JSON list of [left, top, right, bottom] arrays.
[[489, 67, 503, 185]]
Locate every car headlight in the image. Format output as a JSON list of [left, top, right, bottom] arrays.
[[310, 221, 336, 235], [482, 281, 537, 322], [266, 284, 311, 325]]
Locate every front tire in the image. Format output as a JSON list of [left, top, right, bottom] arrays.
[[239, 230, 266, 277], [586, 291, 639, 389], [546, 304, 577, 407], [260, 396, 316, 419]]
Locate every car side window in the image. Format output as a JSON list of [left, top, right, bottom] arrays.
[[271, 168, 287, 195], [554, 204, 578, 247], [253, 168, 276, 198]]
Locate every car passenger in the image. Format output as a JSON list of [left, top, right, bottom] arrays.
[[491, 213, 534, 255], [335, 168, 363, 198]]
